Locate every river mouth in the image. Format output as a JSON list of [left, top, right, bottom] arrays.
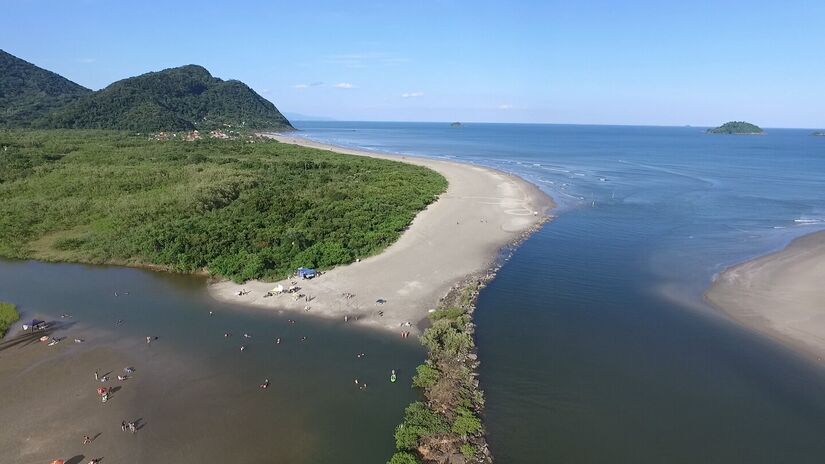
[[0, 259, 422, 464], [292, 121, 825, 463]]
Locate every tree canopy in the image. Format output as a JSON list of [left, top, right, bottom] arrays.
[[0, 130, 446, 282], [0, 49, 91, 127], [707, 121, 763, 134]]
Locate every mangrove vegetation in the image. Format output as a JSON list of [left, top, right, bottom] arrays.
[[0, 130, 446, 281]]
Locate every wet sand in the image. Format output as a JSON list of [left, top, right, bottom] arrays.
[[210, 134, 555, 333], [706, 230, 825, 361], [0, 324, 143, 464]]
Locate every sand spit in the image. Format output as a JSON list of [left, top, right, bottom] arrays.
[[706, 230, 825, 361], [209, 134, 554, 333]]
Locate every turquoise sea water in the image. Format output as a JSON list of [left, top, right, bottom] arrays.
[[293, 121, 825, 463]]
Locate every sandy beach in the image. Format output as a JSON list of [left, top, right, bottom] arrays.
[[209, 134, 554, 333], [706, 230, 825, 361]]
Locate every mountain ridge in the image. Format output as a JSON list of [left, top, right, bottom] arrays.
[[0, 49, 92, 127], [0, 50, 293, 131]]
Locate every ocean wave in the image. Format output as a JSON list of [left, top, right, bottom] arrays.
[[794, 218, 824, 225]]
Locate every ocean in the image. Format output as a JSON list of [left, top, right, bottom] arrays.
[[292, 121, 825, 463]]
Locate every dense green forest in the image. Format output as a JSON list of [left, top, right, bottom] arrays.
[[39, 65, 293, 131], [707, 121, 763, 134], [0, 130, 446, 281], [0, 50, 292, 132], [0, 49, 91, 127]]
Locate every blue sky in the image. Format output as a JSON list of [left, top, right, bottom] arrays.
[[3, 0, 824, 127]]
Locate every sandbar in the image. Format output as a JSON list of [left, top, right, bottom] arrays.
[[706, 230, 825, 361]]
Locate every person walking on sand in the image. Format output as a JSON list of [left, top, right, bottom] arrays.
[[83, 435, 92, 445], [121, 420, 127, 432], [94, 369, 99, 381]]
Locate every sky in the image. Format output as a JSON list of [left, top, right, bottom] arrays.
[[2, 0, 824, 128]]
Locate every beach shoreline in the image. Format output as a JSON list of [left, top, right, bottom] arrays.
[[705, 230, 825, 362], [208, 133, 555, 334]]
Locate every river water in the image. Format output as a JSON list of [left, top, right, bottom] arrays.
[[293, 122, 825, 463], [0, 260, 422, 463]]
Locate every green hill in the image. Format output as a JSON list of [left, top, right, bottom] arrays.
[[39, 65, 293, 131], [707, 121, 763, 134], [0, 49, 92, 127]]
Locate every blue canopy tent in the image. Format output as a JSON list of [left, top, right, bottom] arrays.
[[297, 267, 317, 279]]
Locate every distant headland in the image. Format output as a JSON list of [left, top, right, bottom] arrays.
[[707, 121, 763, 135]]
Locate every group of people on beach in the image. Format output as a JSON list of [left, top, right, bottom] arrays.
[[121, 420, 138, 434]]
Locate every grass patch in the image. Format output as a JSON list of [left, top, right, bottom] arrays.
[[0, 301, 20, 338]]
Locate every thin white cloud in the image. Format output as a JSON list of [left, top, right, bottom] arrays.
[[292, 81, 324, 90], [323, 52, 409, 68], [334, 82, 355, 89], [498, 104, 514, 110], [76, 58, 96, 64], [401, 91, 425, 98]]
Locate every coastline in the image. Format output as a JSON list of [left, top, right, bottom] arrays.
[[208, 133, 555, 334], [705, 230, 825, 362]]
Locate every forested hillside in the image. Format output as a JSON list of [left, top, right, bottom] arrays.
[[1, 50, 293, 132], [39, 65, 293, 131], [0, 49, 91, 127]]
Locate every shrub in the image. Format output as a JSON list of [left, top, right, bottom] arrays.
[[0, 302, 20, 338], [394, 402, 449, 450], [429, 306, 464, 321], [460, 443, 475, 459], [412, 364, 440, 389], [452, 407, 482, 436], [387, 451, 420, 464]]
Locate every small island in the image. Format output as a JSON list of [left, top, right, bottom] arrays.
[[450, 122, 462, 127], [811, 131, 825, 137], [707, 121, 763, 135]]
